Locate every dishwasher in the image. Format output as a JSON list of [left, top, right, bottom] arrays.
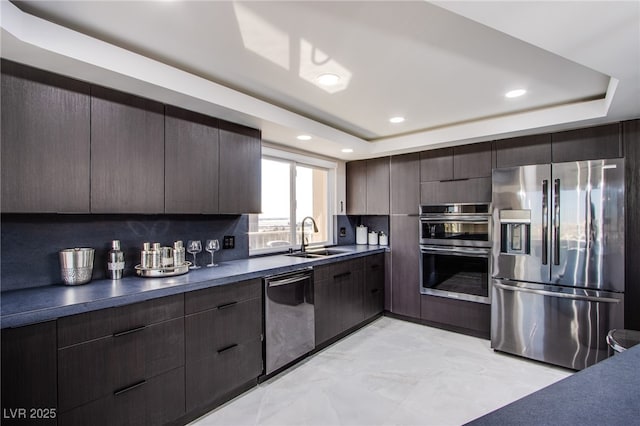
[[264, 267, 314, 376]]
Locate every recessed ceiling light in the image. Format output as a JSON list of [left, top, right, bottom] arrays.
[[316, 73, 341, 86], [505, 89, 527, 98], [341, 148, 354, 153], [389, 116, 405, 124], [297, 135, 312, 141]]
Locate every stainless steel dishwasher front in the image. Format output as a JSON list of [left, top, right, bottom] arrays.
[[264, 267, 315, 375]]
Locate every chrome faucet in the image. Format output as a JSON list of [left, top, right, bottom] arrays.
[[300, 216, 318, 252]]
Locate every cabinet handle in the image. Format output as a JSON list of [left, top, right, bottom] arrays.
[[440, 178, 469, 183], [114, 380, 146, 396], [217, 301, 238, 310], [371, 288, 380, 294], [217, 343, 238, 354], [370, 264, 380, 270], [333, 271, 352, 280], [113, 325, 146, 337]]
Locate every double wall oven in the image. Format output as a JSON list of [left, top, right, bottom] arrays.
[[419, 203, 491, 304]]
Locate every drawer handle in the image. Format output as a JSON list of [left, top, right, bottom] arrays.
[[333, 271, 351, 280], [113, 325, 146, 337], [370, 264, 380, 270], [114, 380, 146, 396], [217, 301, 238, 310], [217, 343, 238, 354], [371, 288, 380, 294]]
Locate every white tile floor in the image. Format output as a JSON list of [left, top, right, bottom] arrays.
[[190, 317, 572, 426]]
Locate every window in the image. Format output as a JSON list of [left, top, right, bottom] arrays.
[[249, 148, 336, 254]]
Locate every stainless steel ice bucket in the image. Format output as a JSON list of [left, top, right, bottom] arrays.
[[59, 248, 95, 285]]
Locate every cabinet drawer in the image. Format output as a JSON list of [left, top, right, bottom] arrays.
[[186, 297, 261, 363], [58, 317, 184, 412], [58, 366, 185, 426], [185, 278, 261, 314], [58, 294, 183, 348], [314, 258, 364, 282], [186, 338, 262, 412]]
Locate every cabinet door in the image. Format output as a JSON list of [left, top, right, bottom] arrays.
[[390, 215, 420, 318], [624, 119, 640, 330], [494, 134, 552, 168], [420, 147, 453, 182], [165, 105, 219, 213], [218, 120, 261, 214], [391, 153, 420, 214], [453, 142, 492, 179], [1, 321, 57, 426], [314, 278, 342, 346], [90, 86, 164, 213], [341, 269, 364, 331], [420, 177, 491, 204], [552, 123, 622, 162], [1, 59, 90, 213], [366, 157, 390, 214], [346, 160, 367, 215], [363, 254, 385, 319]]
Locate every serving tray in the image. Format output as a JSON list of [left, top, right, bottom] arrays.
[[135, 262, 191, 278]]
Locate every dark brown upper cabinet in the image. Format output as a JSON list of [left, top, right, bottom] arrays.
[[90, 86, 165, 213], [494, 134, 552, 168], [390, 152, 420, 214], [1, 59, 91, 213], [346, 158, 390, 215], [165, 106, 220, 214], [453, 142, 492, 179], [552, 123, 622, 162], [419, 147, 453, 182], [218, 121, 262, 214]]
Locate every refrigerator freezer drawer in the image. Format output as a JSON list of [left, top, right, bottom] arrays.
[[491, 279, 624, 370]]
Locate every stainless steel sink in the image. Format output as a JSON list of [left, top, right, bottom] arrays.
[[286, 249, 347, 258]]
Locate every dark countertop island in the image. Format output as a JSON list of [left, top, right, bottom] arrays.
[[1, 245, 386, 329], [467, 343, 640, 425]]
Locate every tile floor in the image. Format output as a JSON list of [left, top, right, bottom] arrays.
[[190, 316, 572, 426]]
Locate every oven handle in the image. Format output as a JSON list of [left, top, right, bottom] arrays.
[[420, 246, 490, 257], [420, 216, 490, 223]]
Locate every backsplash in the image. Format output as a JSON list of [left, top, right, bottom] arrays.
[[1, 214, 248, 292], [335, 215, 390, 245]]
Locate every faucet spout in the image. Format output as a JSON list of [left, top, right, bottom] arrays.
[[300, 216, 318, 252]]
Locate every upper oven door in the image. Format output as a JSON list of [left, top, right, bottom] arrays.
[[420, 216, 491, 247]]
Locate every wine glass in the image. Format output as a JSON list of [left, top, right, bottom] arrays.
[[206, 239, 220, 267], [187, 240, 202, 269]]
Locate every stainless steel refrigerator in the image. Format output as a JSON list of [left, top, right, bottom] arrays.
[[491, 159, 625, 370]]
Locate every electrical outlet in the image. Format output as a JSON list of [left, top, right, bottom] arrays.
[[223, 235, 235, 249]]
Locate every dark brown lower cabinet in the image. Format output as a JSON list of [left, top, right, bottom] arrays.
[[315, 257, 368, 347], [363, 254, 385, 319], [184, 279, 263, 414], [390, 215, 421, 318], [420, 294, 490, 339], [1, 321, 57, 426]]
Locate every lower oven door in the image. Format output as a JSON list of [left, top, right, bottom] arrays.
[[419, 245, 491, 304]]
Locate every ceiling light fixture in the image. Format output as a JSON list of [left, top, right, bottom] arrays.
[[316, 73, 341, 86], [505, 89, 527, 98], [296, 135, 312, 141], [341, 148, 353, 153], [389, 116, 405, 124]]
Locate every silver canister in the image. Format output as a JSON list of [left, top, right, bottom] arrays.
[[173, 241, 185, 266], [141, 242, 153, 269], [161, 246, 174, 268], [151, 243, 162, 269], [59, 248, 95, 285]]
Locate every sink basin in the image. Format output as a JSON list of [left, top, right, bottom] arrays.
[[286, 249, 347, 258]]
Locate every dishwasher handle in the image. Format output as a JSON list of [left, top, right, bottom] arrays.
[[267, 273, 311, 287]]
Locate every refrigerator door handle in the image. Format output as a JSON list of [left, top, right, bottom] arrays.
[[542, 179, 549, 265], [553, 178, 560, 265], [493, 281, 621, 304]]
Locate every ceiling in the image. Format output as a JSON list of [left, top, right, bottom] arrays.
[[2, 1, 639, 160]]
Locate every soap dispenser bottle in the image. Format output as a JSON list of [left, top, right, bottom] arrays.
[[107, 240, 125, 279]]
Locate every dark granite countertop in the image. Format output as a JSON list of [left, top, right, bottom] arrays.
[[1, 245, 387, 329], [467, 343, 640, 425]]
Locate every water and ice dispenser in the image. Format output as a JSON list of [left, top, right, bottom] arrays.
[[499, 210, 531, 255]]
